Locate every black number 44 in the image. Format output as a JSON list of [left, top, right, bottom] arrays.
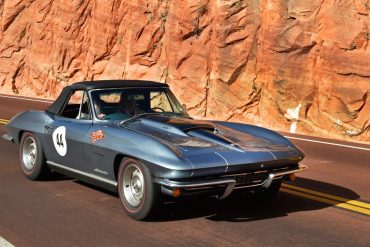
[[56, 133, 64, 147]]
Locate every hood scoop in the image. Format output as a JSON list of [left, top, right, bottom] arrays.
[[187, 128, 244, 152], [124, 116, 290, 154], [137, 117, 218, 135], [128, 117, 246, 151], [138, 118, 189, 137]]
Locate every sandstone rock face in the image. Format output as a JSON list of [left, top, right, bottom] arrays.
[[0, 0, 369, 142]]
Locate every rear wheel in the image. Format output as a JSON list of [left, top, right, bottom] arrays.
[[118, 158, 162, 220], [19, 132, 51, 180]]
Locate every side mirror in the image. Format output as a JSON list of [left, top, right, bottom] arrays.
[[182, 104, 187, 111]]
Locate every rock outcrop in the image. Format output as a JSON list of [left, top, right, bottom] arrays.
[[0, 0, 369, 142]]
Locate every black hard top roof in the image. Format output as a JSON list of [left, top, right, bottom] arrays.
[[46, 80, 168, 114], [71, 80, 168, 90]]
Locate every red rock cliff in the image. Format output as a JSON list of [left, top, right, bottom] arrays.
[[0, 0, 369, 142]]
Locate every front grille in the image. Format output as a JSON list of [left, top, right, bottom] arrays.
[[224, 171, 269, 186], [235, 172, 269, 184]]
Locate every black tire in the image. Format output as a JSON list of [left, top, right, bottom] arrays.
[[19, 132, 51, 180], [255, 180, 282, 200], [117, 158, 162, 220]]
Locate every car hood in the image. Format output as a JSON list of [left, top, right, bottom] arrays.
[[121, 116, 302, 167]]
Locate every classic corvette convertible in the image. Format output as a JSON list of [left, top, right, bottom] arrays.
[[3, 80, 306, 220]]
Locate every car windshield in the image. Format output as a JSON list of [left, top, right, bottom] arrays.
[[90, 88, 188, 121]]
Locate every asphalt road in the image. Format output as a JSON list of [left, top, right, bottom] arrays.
[[0, 94, 369, 247]]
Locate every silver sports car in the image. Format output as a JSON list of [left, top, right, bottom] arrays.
[[2, 80, 306, 220]]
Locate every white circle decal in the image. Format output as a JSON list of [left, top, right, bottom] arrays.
[[52, 126, 67, 156]]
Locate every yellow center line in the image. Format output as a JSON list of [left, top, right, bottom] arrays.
[[0, 119, 9, 125], [281, 187, 370, 216], [282, 183, 370, 210]]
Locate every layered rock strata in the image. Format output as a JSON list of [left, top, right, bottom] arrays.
[[0, 0, 369, 141]]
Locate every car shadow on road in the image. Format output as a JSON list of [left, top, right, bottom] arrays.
[[71, 176, 360, 222], [149, 177, 360, 222], [41, 171, 74, 181], [75, 180, 118, 197]]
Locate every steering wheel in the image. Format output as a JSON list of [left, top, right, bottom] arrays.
[[151, 107, 165, 112]]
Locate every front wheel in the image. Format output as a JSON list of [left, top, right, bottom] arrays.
[[19, 132, 51, 180], [118, 158, 162, 220]]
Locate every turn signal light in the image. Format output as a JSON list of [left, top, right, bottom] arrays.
[[172, 188, 181, 198], [289, 173, 296, 182]]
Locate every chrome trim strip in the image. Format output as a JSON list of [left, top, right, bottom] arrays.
[[184, 157, 195, 177], [157, 164, 307, 199], [223, 170, 268, 177], [262, 164, 307, 188], [272, 167, 290, 171], [235, 182, 265, 189], [254, 170, 269, 174], [214, 151, 229, 173], [156, 178, 236, 199], [185, 186, 216, 191], [157, 179, 236, 189], [47, 161, 117, 186], [263, 147, 277, 160]]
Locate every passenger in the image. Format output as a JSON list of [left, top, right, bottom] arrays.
[[93, 98, 106, 119]]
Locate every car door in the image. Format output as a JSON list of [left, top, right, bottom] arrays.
[[43, 90, 92, 170]]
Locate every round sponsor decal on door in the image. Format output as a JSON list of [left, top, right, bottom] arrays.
[[52, 126, 67, 156]]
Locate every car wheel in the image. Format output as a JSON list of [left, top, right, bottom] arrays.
[[118, 158, 162, 220], [255, 180, 282, 200], [19, 132, 51, 180]]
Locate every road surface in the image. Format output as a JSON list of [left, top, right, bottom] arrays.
[[0, 94, 369, 247]]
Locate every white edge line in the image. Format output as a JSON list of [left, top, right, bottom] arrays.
[[285, 136, 370, 152], [0, 94, 52, 104], [0, 236, 15, 247], [47, 161, 117, 186]]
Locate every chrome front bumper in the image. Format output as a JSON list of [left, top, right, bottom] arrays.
[[156, 164, 307, 199]]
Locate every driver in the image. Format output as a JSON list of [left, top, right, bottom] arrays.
[[103, 94, 137, 120], [121, 96, 136, 116]]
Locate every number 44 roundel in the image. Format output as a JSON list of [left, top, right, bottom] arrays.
[[52, 126, 67, 156]]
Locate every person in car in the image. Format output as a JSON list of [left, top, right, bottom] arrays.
[[102, 94, 137, 120]]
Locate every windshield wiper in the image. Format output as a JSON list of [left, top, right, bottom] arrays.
[[119, 112, 192, 125], [119, 113, 159, 125]]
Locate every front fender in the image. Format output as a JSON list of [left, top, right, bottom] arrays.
[[95, 123, 194, 179]]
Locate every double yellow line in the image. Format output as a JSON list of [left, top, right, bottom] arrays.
[[282, 183, 370, 216], [0, 118, 8, 125]]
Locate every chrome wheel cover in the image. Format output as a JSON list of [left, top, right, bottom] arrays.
[[122, 163, 144, 207], [22, 136, 37, 170]]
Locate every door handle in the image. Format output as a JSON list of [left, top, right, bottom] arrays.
[[44, 125, 54, 130]]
